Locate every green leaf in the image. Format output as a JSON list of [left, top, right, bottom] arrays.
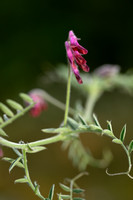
[[48, 184, 55, 200], [59, 195, 70, 199], [0, 103, 14, 117], [59, 183, 70, 192], [34, 181, 41, 195], [103, 129, 114, 137], [26, 146, 46, 153], [93, 114, 101, 127], [87, 125, 102, 133], [0, 128, 8, 137], [112, 138, 122, 145], [128, 140, 133, 154], [73, 198, 85, 200], [42, 127, 70, 134], [107, 121, 113, 132], [120, 124, 126, 142], [13, 148, 22, 157], [9, 156, 22, 172], [0, 117, 4, 124], [19, 93, 34, 103], [6, 99, 23, 111], [73, 188, 85, 194], [15, 178, 28, 184], [3, 157, 24, 168], [67, 117, 79, 130], [78, 115, 87, 125], [58, 193, 63, 200]]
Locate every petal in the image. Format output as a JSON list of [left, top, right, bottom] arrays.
[[72, 44, 88, 55], [65, 41, 74, 64], [71, 62, 83, 84], [68, 31, 88, 55], [74, 51, 89, 72]]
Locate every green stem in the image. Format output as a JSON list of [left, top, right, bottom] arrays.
[[0, 103, 35, 129], [64, 66, 72, 126], [41, 90, 75, 115], [84, 93, 99, 122], [0, 134, 64, 150], [22, 149, 45, 200], [22, 149, 35, 190]]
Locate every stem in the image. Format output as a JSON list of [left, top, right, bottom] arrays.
[[121, 143, 132, 173], [22, 149, 35, 190], [41, 90, 75, 115], [0, 103, 35, 129], [0, 134, 64, 150], [64, 66, 72, 126], [22, 149, 45, 200], [84, 93, 99, 122], [70, 180, 73, 200]]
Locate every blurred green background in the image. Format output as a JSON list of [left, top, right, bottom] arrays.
[[0, 0, 133, 200]]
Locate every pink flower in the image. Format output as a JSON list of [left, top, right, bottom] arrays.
[[29, 89, 48, 117], [65, 30, 89, 84]]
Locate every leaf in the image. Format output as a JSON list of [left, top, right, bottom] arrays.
[[59, 183, 70, 192], [9, 156, 22, 172], [26, 146, 46, 153], [0, 117, 4, 124], [15, 178, 28, 184], [0, 103, 14, 117], [48, 184, 55, 200], [0, 128, 8, 137], [34, 181, 41, 195], [93, 114, 101, 127], [78, 115, 87, 125], [103, 129, 114, 138], [128, 140, 133, 154], [13, 148, 22, 157], [87, 125, 102, 133], [19, 93, 34, 103], [6, 99, 23, 111], [3, 157, 24, 168], [59, 195, 70, 199], [73, 188, 85, 194], [112, 139, 122, 145], [67, 117, 79, 130], [107, 121, 113, 132], [120, 124, 126, 142], [42, 127, 70, 134]]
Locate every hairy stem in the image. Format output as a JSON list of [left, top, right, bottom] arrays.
[[0, 103, 35, 129], [64, 66, 72, 126], [22, 149, 45, 200], [0, 134, 64, 150], [41, 90, 75, 115]]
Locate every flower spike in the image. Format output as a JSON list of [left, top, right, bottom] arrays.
[[65, 30, 89, 84]]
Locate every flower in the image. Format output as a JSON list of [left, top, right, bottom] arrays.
[[65, 30, 89, 84], [29, 89, 48, 117], [94, 64, 120, 78]]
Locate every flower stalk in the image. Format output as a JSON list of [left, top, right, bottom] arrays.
[[64, 66, 72, 126]]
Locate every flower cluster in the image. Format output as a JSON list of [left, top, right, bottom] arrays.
[[65, 30, 89, 84], [29, 89, 47, 117]]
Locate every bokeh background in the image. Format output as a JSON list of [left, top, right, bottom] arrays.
[[0, 0, 133, 200]]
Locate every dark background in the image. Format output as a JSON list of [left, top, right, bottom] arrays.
[[0, 0, 133, 200], [0, 0, 133, 96]]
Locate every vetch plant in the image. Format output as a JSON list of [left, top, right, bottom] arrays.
[[0, 30, 133, 200]]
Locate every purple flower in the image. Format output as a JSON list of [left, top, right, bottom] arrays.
[[29, 89, 48, 117], [65, 30, 89, 84], [94, 64, 120, 78]]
